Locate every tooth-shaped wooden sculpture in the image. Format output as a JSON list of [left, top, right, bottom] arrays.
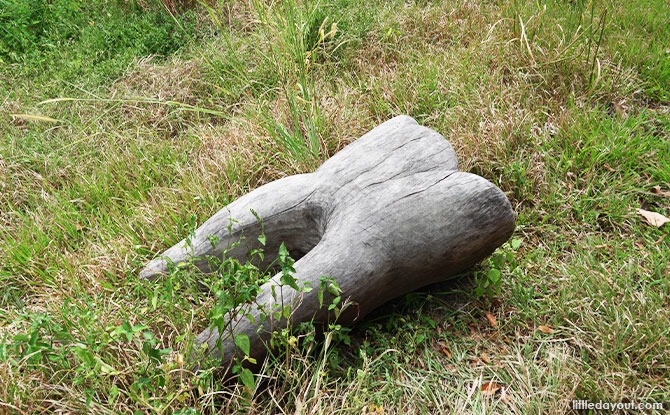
[[141, 115, 515, 369]]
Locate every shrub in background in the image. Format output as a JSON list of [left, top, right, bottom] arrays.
[[0, 0, 81, 62], [0, 0, 199, 87]]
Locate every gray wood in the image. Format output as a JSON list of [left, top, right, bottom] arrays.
[[140, 115, 515, 369]]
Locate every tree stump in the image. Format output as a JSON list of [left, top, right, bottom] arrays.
[[140, 115, 515, 369]]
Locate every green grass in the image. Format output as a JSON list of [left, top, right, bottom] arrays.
[[1, 0, 669, 413], [1, 0, 201, 98]]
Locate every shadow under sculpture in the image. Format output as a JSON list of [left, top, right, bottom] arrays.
[[140, 115, 515, 370]]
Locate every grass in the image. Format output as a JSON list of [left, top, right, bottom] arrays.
[[1, 0, 669, 413]]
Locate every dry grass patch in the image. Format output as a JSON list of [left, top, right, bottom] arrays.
[[113, 56, 204, 104], [314, 78, 377, 152]]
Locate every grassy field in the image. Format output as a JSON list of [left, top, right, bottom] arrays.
[[1, 0, 669, 413]]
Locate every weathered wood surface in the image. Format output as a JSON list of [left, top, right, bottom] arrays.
[[140, 115, 515, 368]]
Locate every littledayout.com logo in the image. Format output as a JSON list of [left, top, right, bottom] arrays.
[[572, 400, 666, 411]]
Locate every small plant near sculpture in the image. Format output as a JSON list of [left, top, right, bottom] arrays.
[[473, 238, 522, 301], [165, 225, 351, 392]]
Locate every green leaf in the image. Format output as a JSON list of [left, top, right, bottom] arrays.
[[122, 321, 133, 342], [258, 234, 266, 246], [492, 254, 506, 269], [487, 268, 502, 282], [281, 305, 292, 319], [328, 296, 341, 310], [108, 385, 119, 404], [327, 282, 341, 296], [97, 358, 118, 375], [73, 345, 96, 367], [278, 242, 289, 262], [143, 342, 172, 363], [239, 368, 255, 390], [234, 334, 251, 356], [280, 272, 300, 290]]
